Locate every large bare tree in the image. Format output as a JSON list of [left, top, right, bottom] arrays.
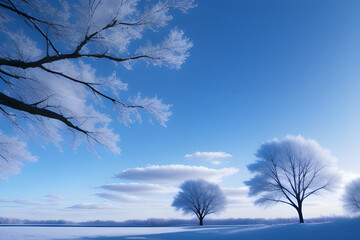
[[0, 0, 195, 178], [172, 179, 226, 225], [245, 135, 339, 223]]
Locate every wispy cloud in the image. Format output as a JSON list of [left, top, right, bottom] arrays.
[[69, 203, 110, 209], [185, 152, 232, 165], [13, 200, 43, 206], [223, 187, 249, 197], [226, 197, 254, 207], [221, 187, 254, 207], [44, 194, 64, 200], [0, 199, 43, 206], [96, 193, 141, 202], [101, 183, 178, 195], [115, 164, 239, 184]]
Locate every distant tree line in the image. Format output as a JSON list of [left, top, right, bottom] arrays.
[[0, 216, 349, 226]]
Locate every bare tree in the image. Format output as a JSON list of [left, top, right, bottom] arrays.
[[172, 179, 226, 225], [343, 178, 360, 213], [0, 0, 195, 177], [244, 135, 339, 223]]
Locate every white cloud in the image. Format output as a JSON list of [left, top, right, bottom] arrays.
[[221, 187, 254, 207], [44, 194, 64, 200], [96, 193, 141, 202], [340, 170, 360, 185], [101, 183, 178, 195], [13, 200, 43, 206], [223, 187, 249, 197], [211, 160, 221, 165], [0, 199, 43, 206], [115, 164, 239, 184], [69, 203, 110, 209], [226, 197, 254, 207], [185, 152, 232, 165]]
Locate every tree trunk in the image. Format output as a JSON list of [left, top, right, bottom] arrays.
[[297, 207, 304, 223], [199, 217, 203, 226]]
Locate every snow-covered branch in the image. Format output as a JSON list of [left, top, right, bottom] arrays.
[[0, 0, 195, 176]]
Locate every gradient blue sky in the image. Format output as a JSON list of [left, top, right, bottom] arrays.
[[1, 0, 360, 221]]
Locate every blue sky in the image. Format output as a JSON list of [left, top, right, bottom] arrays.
[[1, 0, 360, 221]]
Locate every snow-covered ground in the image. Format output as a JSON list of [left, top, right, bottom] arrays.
[[0, 218, 359, 240]]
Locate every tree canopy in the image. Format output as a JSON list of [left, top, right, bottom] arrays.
[[245, 135, 340, 223], [172, 179, 226, 225], [343, 178, 360, 213]]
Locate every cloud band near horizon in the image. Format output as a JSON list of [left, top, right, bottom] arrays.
[[115, 164, 239, 184]]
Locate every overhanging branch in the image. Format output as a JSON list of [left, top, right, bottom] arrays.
[[0, 92, 88, 135], [39, 65, 145, 109], [0, 53, 157, 69], [0, 2, 49, 24]]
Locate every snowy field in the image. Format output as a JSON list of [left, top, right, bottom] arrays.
[[0, 218, 359, 240]]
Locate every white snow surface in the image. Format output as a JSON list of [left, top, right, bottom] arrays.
[[0, 218, 359, 240]]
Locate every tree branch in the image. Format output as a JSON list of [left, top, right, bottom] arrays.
[[39, 65, 144, 109], [0, 92, 88, 135], [0, 53, 157, 69], [0, 2, 49, 24], [6, 0, 60, 55], [262, 197, 297, 208]]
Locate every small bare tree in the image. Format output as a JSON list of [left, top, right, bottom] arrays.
[[0, 0, 195, 178], [343, 178, 360, 213], [172, 179, 226, 225], [245, 135, 339, 223]]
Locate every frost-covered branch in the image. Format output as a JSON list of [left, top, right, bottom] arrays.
[[0, 0, 195, 176], [0, 130, 37, 179]]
